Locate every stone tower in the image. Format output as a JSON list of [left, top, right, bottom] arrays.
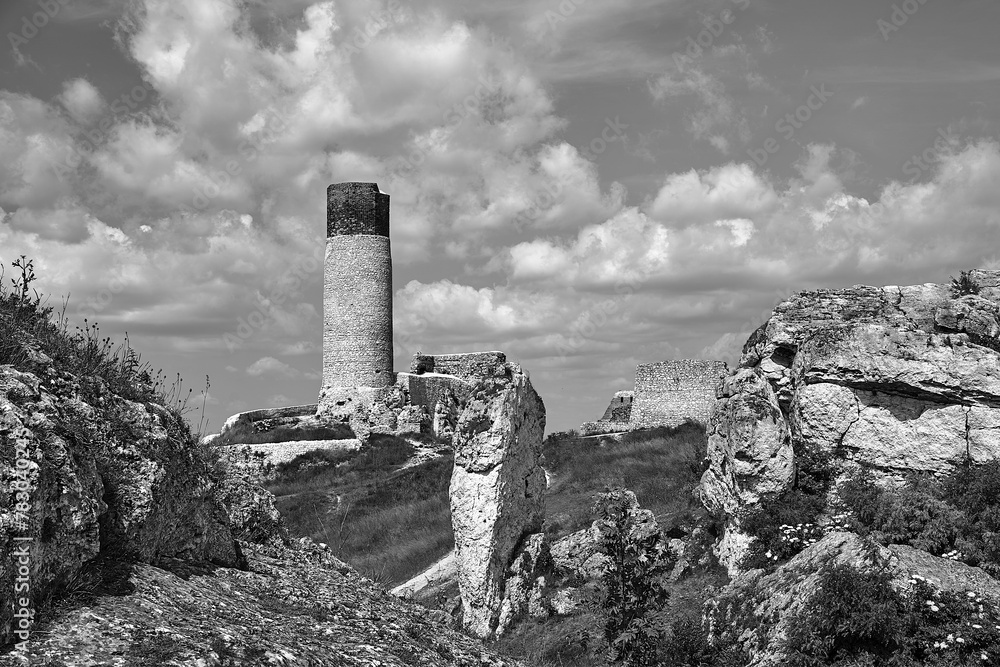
[[322, 182, 394, 392]]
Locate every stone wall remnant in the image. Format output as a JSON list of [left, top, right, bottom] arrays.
[[632, 360, 729, 429]]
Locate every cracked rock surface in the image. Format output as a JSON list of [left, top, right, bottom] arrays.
[[15, 539, 522, 666]]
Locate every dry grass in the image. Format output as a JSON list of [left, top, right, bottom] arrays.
[[542, 422, 709, 541], [268, 434, 454, 586]]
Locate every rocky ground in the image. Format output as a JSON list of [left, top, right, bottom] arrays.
[[11, 539, 519, 667]]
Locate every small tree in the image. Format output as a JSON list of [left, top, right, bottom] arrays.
[[594, 488, 675, 666]]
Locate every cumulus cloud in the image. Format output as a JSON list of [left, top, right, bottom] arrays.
[[246, 356, 320, 379], [58, 78, 105, 125]]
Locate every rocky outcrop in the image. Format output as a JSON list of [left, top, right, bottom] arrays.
[[18, 538, 524, 666], [709, 532, 1000, 666], [0, 358, 246, 647], [701, 270, 1000, 572], [450, 363, 546, 639], [496, 533, 552, 633]]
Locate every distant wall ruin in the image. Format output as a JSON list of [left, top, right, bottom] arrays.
[[581, 360, 729, 434], [631, 360, 729, 428]]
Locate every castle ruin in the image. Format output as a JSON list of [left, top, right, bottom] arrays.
[[322, 182, 394, 391], [581, 359, 729, 435], [313, 183, 531, 449]]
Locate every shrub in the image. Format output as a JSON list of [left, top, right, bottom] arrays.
[[594, 488, 675, 666], [950, 271, 981, 297], [785, 553, 1000, 666], [839, 463, 1000, 576], [659, 613, 750, 667]]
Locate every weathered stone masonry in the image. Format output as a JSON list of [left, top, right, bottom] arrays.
[[600, 391, 634, 422], [322, 182, 394, 392], [631, 360, 729, 428], [582, 360, 729, 433]]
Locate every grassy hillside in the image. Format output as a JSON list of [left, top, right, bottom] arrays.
[[267, 433, 455, 586], [542, 423, 711, 541]]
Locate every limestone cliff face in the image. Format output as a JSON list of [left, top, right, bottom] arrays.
[[450, 363, 547, 639], [700, 270, 1000, 572], [0, 355, 245, 646]]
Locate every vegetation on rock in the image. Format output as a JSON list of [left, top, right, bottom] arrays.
[[594, 487, 675, 666], [839, 461, 1000, 576], [740, 445, 835, 570], [785, 550, 1000, 666]]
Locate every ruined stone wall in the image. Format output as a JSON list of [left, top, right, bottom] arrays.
[[321, 183, 394, 394], [219, 439, 361, 467], [579, 421, 633, 436], [397, 372, 472, 415], [410, 351, 508, 380], [631, 360, 728, 428], [219, 404, 317, 436], [599, 391, 634, 422]]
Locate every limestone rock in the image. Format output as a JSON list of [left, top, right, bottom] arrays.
[[19, 539, 525, 666], [550, 491, 661, 583], [450, 364, 546, 639], [496, 533, 552, 634], [0, 363, 244, 646], [701, 270, 1000, 573], [550, 525, 602, 580], [699, 368, 794, 522], [708, 532, 1000, 666], [216, 473, 289, 547]]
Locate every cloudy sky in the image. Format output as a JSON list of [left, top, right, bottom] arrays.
[[1, 0, 999, 434]]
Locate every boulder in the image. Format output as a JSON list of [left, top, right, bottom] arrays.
[[700, 271, 1000, 573], [450, 363, 546, 639]]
